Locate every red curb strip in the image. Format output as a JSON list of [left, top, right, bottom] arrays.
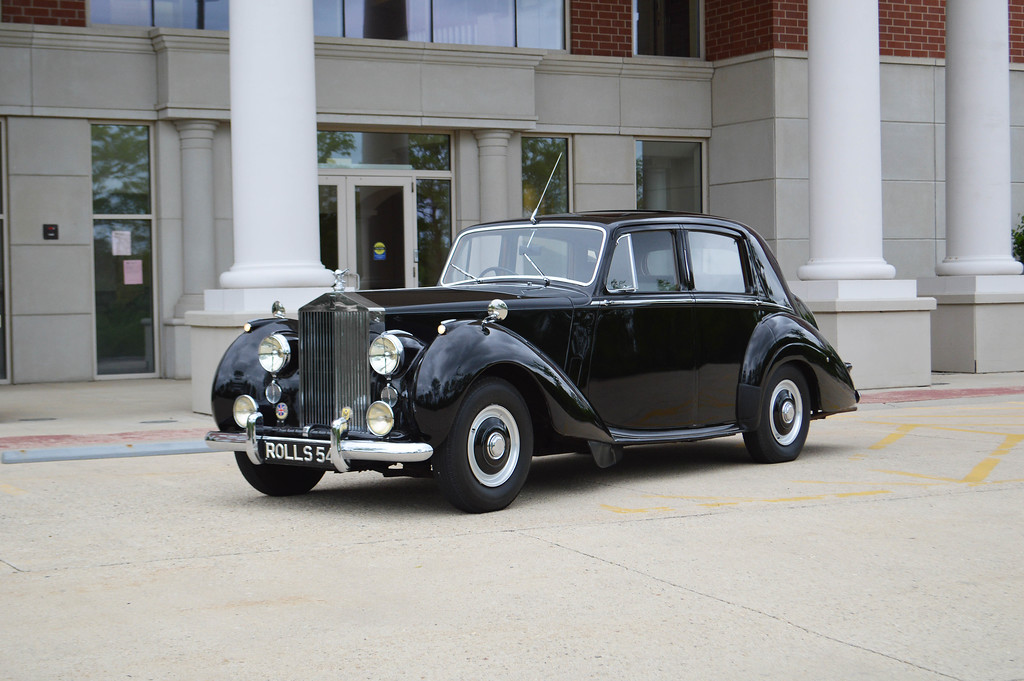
[[859, 386, 1024, 404], [0, 428, 210, 451]]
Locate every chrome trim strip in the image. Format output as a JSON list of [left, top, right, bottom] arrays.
[[245, 412, 262, 466], [329, 415, 350, 473], [204, 429, 434, 470]]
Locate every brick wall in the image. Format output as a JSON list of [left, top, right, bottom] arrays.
[[1012, 0, 1024, 63], [571, 0, 632, 57], [706, 0, 1024, 64], [879, 1, 945, 58], [1, 0, 86, 26], [705, 0, 806, 61]]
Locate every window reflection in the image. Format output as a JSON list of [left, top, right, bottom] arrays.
[[93, 0, 564, 49], [91, 0, 228, 30], [522, 137, 568, 217], [416, 179, 452, 286], [635, 0, 700, 58], [92, 125, 151, 215], [636, 140, 701, 212], [433, 0, 514, 47], [317, 132, 450, 171]]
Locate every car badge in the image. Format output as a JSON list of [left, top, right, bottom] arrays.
[[275, 402, 289, 420]]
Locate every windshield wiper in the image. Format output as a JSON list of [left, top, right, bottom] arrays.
[[449, 263, 480, 283], [521, 231, 550, 285]]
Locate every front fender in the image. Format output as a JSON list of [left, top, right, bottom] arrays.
[[411, 320, 613, 447], [211, 317, 300, 432], [737, 313, 857, 429]]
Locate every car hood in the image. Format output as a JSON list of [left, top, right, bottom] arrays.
[[353, 283, 589, 315]]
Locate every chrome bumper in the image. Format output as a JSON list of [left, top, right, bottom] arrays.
[[205, 412, 432, 473]]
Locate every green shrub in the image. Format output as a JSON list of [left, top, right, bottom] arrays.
[[1015, 215, 1024, 265]]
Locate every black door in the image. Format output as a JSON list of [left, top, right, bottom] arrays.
[[686, 229, 761, 425], [586, 229, 698, 430]]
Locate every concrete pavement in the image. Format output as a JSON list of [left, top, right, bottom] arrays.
[[1, 374, 1023, 680]]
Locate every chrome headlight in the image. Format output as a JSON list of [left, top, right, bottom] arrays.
[[258, 333, 291, 374], [366, 401, 395, 436], [232, 395, 259, 429], [368, 333, 403, 376]]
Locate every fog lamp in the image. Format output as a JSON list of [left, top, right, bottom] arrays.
[[232, 395, 259, 429], [366, 401, 395, 437]]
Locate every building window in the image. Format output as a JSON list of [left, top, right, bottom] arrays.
[[318, 131, 450, 171], [522, 136, 569, 217], [91, 0, 229, 30], [91, 0, 564, 48], [317, 131, 452, 288], [0, 123, 6, 381], [635, 0, 699, 58], [636, 140, 702, 212], [91, 124, 156, 376]]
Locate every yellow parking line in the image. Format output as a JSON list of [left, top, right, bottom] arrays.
[[869, 424, 919, 449], [0, 483, 26, 495]]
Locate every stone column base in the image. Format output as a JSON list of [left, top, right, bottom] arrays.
[[918, 276, 1024, 373], [789, 280, 936, 390], [185, 287, 329, 414]]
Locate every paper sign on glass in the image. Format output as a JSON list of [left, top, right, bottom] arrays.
[[123, 259, 143, 286], [112, 230, 132, 256]]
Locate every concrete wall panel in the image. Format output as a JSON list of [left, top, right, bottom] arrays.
[[10, 244, 93, 315], [10, 313, 94, 382]]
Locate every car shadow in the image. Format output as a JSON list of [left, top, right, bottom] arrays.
[[219, 437, 846, 516]]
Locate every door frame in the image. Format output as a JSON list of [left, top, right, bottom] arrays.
[[319, 173, 417, 289]]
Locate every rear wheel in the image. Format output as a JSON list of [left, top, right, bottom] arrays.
[[234, 452, 325, 496], [743, 365, 809, 464], [433, 378, 533, 513]]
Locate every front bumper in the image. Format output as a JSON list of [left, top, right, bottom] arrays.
[[205, 412, 433, 473]]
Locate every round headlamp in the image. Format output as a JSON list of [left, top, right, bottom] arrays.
[[368, 333, 404, 376], [258, 333, 291, 374], [366, 401, 395, 436], [232, 395, 259, 429]]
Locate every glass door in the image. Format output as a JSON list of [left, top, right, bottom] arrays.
[[319, 176, 416, 290]]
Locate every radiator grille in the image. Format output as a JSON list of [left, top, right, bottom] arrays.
[[299, 305, 371, 432]]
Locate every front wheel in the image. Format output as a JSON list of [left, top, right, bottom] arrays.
[[234, 452, 325, 496], [743, 365, 810, 464], [433, 378, 533, 513]]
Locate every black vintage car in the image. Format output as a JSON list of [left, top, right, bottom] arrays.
[[206, 211, 858, 512]]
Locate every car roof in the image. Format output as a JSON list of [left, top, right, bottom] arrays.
[[473, 210, 756, 237]]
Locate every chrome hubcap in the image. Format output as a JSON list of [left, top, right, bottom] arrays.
[[769, 379, 803, 447], [467, 405, 520, 488]]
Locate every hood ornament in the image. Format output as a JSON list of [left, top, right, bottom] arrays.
[[333, 268, 349, 292]]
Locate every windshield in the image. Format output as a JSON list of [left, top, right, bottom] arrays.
[[441, 225, 606, 286]]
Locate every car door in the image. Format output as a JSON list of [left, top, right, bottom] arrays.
[[686, 227, 763, 426], [585, 228, 698, 431]]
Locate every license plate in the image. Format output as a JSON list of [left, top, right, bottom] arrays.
[[260, 438, 331, 467]]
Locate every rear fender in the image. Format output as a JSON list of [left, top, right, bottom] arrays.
[[411, 320, 613, 449], [737, 313, 857, 430]]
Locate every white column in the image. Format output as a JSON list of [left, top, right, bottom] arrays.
[[799, 0, 895, 281], [175, 120, 218, 313], [475, 130, 512, 222], [939, 0, 1022, 276], [220, 0, 332, 289]]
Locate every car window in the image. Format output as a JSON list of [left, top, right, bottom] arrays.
[[688, 231, 747, 293], [607, 230, 680, 293], [442, 225, 604, 286]]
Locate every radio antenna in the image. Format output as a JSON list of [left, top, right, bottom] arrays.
[[530, 152, 563, 224]]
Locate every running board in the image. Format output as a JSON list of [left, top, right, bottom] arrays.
[[608, 423, 742, 445]]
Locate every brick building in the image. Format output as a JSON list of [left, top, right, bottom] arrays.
[[0, 0, 1022, 398]]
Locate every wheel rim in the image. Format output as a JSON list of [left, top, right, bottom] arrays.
[[467, 404, 520, 487], [769, 379, 803, 447]]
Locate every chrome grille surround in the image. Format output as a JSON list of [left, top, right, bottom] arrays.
[[299, 292, 382, 434]]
